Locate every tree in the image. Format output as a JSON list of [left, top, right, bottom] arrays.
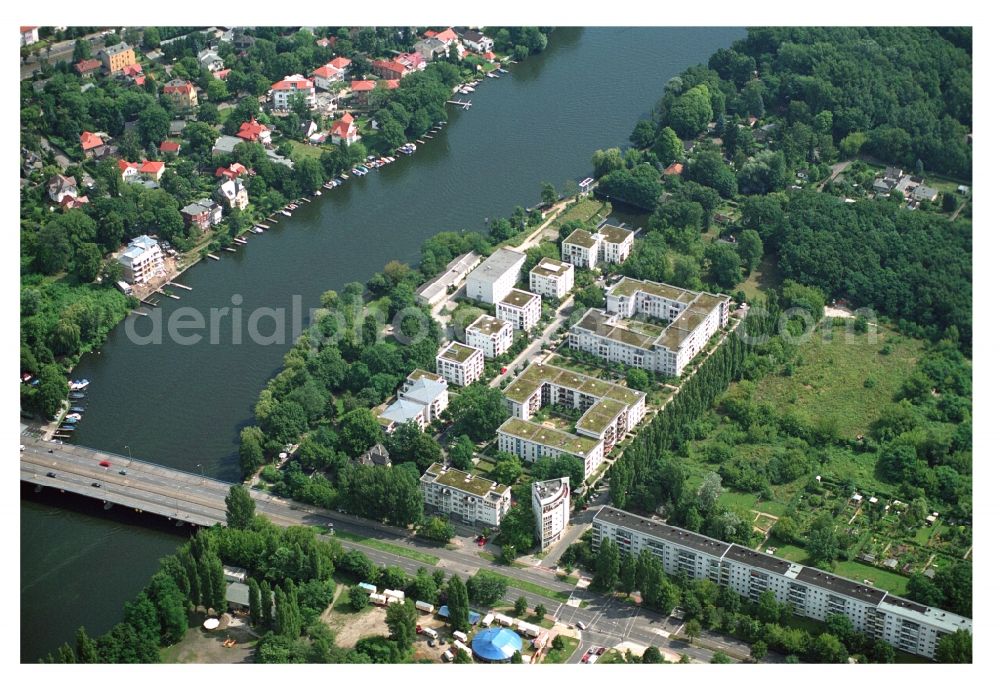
[[514, 596, 528, 617], [534, 603, 547, 619], [385, 600, 418, 648], [710, 651, 731, 664], [225, 485, 256, 529], [541, 181, 558, 205], [705, 243, 743, 289], [239, 426, 266, 477], [737, 229, 764, 274], [73, 244, 102, 283], [422, 517, 455, 543], [806, 513, 838, 567], [630, 120, 657, 149], [626, 368, 649, 391], [348, 586, 371, 612], [594, 537, 620, 591], [338, 408, 382, 457], [642, 646, 665, 663], [811, 633, 848, 663], [137, 104, 170, 146], [757, 590, 781, 624], [936, 629, 971, 663], [454, 648, 472, 663], [668, 85, 713, 139], [751, 640, 768, 661], [75, 627, 99, 663], [619, 553, 637, 593], [493, 456, 522, 486], [446, 574, 470, 632], [259, 580, 273, 629], [688, 149, 738, 198], [466, 571, 508, 606], [449, 435, 475, 471], [652, 126, 684, 164], [446, 384, 509, 442], [685, 619, 702, 641], [73, 38, 91, 62], [249, 578, 262, 625]]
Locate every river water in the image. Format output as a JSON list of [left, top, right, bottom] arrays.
[[20, 27, 745, 661]]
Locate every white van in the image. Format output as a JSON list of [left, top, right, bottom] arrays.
[[453, 630, 468, 643]]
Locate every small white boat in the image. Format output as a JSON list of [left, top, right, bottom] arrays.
[[314, 190, 322, 196], [280, 210, 292, 217]]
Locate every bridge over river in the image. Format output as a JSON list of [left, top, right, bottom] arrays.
[[20, 437, 334, 530]]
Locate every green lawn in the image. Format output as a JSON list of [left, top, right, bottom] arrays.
[[287, 140, 324, 160], [752, 322, 923, 439], [543, 636, 580, 664], [736, 252, 780, 302], [557, 198, 610, 226], [832, 560, 909, 596], [332, 530, 439, 565], [494, 575, 570, 602]]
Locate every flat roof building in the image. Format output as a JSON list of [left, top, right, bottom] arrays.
[[420, 462, 511, 527], [569, 278, 730, 378], [496, 288, 541, 332], [416, 251, 481, 306], [561, 222, 635, 269], [592, 506, 971, 660], [465, 314, 514, 359], [529, 258, 574, 300], [497, 417, 603, 479], [377, 369, 449, 432], [465, 248, 526, 304], [436, 341, 484, 387], [503, 362, 646, 457], [118, 235, 165, 285], [532, 477, 571, 548]]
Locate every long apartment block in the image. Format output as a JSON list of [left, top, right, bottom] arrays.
[[497, 417, 604, 479], [569, 277, 730, 378], [592, 506, 972, 660]]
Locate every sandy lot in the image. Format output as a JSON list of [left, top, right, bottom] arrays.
[[162, 619, 257, 664]]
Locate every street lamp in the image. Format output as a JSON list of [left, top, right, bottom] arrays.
[[124, 444, 133, 467]]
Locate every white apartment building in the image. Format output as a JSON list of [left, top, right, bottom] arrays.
[[495, 288, 541, 331], [497, 417, 604, 479], [378, 369, 449, 432], [561, 228, 600, 269], [529, 258, 574, 299], [568, 278, 730, 378], [420, 463, 511, 527], [532, 477, 571, 548], [561, 223, 635, 269], [465, 248, 526, 304], [503, 362, 646, 456], [271, 74, 316, 110], [118, 235, 165, 285], [592, 507, 972, 660], [465, 314, 513, 359], [436, 341, 484, 387]]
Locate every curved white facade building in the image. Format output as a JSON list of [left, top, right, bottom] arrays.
[[532, 477, 571, 548]]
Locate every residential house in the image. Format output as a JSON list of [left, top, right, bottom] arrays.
[[118, 235, 165, 285], [461, 29, 494, 54], [357, 443, 392, 468], [47, 174, 78, 204], [215, 162, 249, 180], [80, 131, 105, 158], [529, 258, 574, 299], [496, 289, 542, 331], [423, 27, 465, 57], [372, 59, 407, 81], [60, 195, 89, 210], [465, 314, 514, 359], [197, 48, 224, 72], [236, 117, 272, 145], [74, 59, 102, 77], [212, 68, 231, 81], [271, 74, 315, 110], [159, 141, 181, 155], [912, 184, 939, 203], [20, 26, 39, 47], [396, 52, 427, 72], [377, 370, 450, 433], [212, 135, 244, 156], [413, 38, 447, 62], [664, 162, 684, 176], [169, 120, 188, 137], [139, 161, 165, 182], [312, 63, 343, 91], [118, 159, 140, 182], [329, 112, 360, 145], [383, 79, 400, 91], [436, 341, 485, 387], [217, 178, 249, 210], [98, 42, 137, 74], [351, 80, 377, 105], [180, 198, 223, 231], [162, 79, 199, 111]]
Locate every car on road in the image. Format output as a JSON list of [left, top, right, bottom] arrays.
[[576, 621, 587, 630], [46, 472, 56, 478], [500, 367, 508, 374], [91, 482, 101, 488], [580, 652, 590, 663], [119, 469, 127, 475]]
